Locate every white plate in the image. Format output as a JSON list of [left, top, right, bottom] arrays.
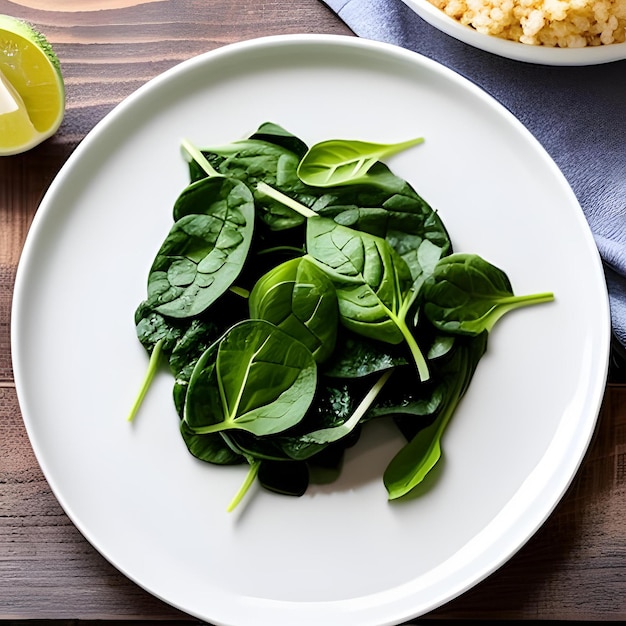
[[12, 35, 610, 626], [401, 0, 626, 65]]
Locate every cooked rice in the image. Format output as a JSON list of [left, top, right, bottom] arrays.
[[429, 0, 626, 46]]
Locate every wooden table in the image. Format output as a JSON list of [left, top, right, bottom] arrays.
[[1, 0, 625, 623]]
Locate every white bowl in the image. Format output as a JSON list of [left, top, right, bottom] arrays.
[[401, 0, 626, 65]]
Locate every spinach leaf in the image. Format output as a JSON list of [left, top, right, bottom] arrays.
[[223, 430, 296, 462], [223, 452, 310, 510], [147, 195, 254, 319], [130, 302, 225, 422], [249, 256, 338, 363], [193, 124, 320, 231], [367, 371, 443, 423], [221, 375, 362, 463], [313, 168, 451, 286], [179, 420, 243, 465], [383, 332, 488, 500], [422, 253, 555, 336], [172, 175, 253, 222], [363, 323, 463, 429], [271, 373, 386, 462], [168, 317, 227, 381], [306, 443, 347, 485], [249, 121, 309, 159], [306, 216, 430, 381], [201, 139, 304, 191], [170, 320, 230, 417], [183, 320, 317, 436], [322, 332, 408, 378], [134, 300, 186, 355], [209, 139, 308, 231], [297, 136, 424, 187], [144, 139, 255, 319], [297, 370, 392, 446], [257, 460, 309, 497]]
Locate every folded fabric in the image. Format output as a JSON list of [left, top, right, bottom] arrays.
[[322, 0, 626, 350]]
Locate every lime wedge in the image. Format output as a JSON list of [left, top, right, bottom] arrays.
[[0, 14, 65, 155]]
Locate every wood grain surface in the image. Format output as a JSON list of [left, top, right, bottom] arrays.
[[1, 0, 625, 623]]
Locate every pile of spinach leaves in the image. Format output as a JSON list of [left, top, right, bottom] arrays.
[[130, 122, 554, 511]]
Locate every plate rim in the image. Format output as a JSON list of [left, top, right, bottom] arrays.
[[10, 33, 611, 625]]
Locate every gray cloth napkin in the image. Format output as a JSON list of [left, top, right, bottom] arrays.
[[322, 0, 626, 352]]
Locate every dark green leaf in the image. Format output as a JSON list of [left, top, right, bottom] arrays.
[[322, 332, 408, 378], [258, 460, 309, 497], [383, 332, 488, 500], [183, 320, 317, 436], [169, 318, 233, 417], [179, 421, 243, 465], [313, 170, 451, 286], [249, 256, 338, 363], [305, 216, 430, 381], [249, 121, 309, 159], [172, 176, 253, 222], [195, 128, 320, 231], [422, 253, 554, 336], [306, 443, 346, 485], [295, 370, 392, 447], [275, 375, 379, 461], [132, 302, 225, 421], [134, 300, 185, 355], [147, 184, 255, 318], [305, 217, 410, 341]]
